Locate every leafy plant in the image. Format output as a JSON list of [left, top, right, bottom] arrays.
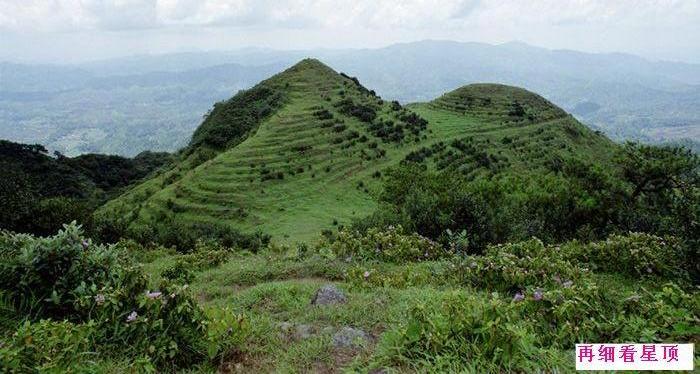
[[0, 223, 246, 370], [316, 225, 448, 262]]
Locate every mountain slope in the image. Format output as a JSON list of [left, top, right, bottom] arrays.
[[97, 59, 615, 243]]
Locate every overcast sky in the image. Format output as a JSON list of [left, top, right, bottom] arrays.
[[1, 0, 699, 64]]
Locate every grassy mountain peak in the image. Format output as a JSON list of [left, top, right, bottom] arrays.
[[97, 60, 615, 243], [431, 83, 567, 123], [186, 58, 368, 155]]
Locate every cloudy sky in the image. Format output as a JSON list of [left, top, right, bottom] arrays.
[[1, 0, 699, 64]]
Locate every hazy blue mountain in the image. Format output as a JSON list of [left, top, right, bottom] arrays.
[[1, 40, 698, 156]]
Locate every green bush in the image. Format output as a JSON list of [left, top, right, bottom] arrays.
[[0, 222, 145, 320], [457, 238, 585, 292], [161, 240, 233, 284], [617, 282, 700, 342], [0, 319, 96, 372], [371, 279, 697, 372], [161, 260, 196, 284], [372, 292, 559, 372], [0, 223, 246, 370], [316, 225, 449, 262], [155, 221, 270, 253], [345, 261, 458, 289], [561, 232, 689, 280]]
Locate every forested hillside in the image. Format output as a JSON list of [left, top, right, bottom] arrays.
[[0, 140, 172, 235]]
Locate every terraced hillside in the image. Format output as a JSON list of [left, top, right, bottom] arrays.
[[97, 59, 615, 243]]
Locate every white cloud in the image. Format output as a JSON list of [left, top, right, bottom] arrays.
[[1, 0, 697, 32], [0, 0, 698, 63]]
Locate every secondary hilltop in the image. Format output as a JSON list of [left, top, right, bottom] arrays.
[[95, 59, 614, 244]]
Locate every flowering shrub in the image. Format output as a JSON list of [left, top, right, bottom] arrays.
[[315, 226, 448, 262], [615, 282, 700, 342], [456, 238, 585, 292], [72, 282, 209, 367], [364, 233, 700, 367], [0, 223, 246, 370], [560, 233, 689, 280], [511, 279, 620, 347], [0, 222, 146, 320], [345, 261, 459, 289]]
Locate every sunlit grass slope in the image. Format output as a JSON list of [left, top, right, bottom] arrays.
[[98, 60, 615, 243]]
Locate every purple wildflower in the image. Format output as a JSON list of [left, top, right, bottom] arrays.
[[646, 267, 652, 274], [363, 271, 371, 279], [81, 240, 89, 249], [562, 280, 573, 288], [533, 289, 543, 301], [94, 294, 105, 305], [469, 261, 477, 268], [145, 291, 162, 299], [126, 311, 138, 323], [512, 292, 525, 302]]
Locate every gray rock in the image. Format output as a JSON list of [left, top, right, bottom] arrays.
[[278, 321, 293, 333], [332, 326, 368, 348], [294, 324, 314, 340], [278, 321, 293, 339], [311, 284, 347, 305]]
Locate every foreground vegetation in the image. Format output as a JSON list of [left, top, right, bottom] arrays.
[[1, 224, 696, 372]]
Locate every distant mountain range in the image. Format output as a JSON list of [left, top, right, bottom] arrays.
[[1, 40, 698, 156]]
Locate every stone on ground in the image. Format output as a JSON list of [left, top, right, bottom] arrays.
[[332, 326, 368, 348], [311, 284, 347, 305]]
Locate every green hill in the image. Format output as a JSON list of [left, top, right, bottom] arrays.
[[96, 59, 615, 244], [0, 139, 172, 235]]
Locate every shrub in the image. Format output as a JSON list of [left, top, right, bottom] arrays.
[[334, 98, 377, 123], [161, 260, 196, 284], [371, 276, 697, 372], [0, 223, 245, 370], [315, 225, 448, 262], [154, 221, 270, 252], [561, 232, 689, 280], [0, 222, 145, 320], [0, 319, 97, 372], [372, 292, 553, 372], [457, 238, 585, 292], [162, 240, 232, 283], [345, 261, 458, 289]]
